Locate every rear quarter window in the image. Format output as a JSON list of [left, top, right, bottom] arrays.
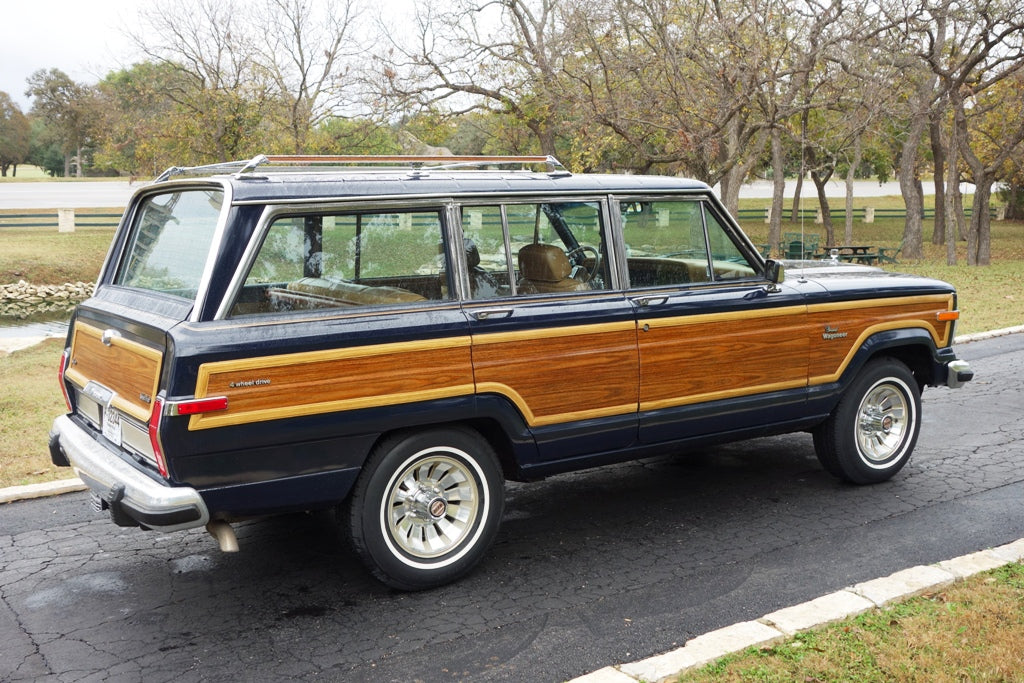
[[114, 189, 225, 300]]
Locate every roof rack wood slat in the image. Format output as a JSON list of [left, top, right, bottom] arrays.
[[263, 154, 555, 165], [155, 154, 567, 183]]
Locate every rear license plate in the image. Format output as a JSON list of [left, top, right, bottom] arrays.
[[102, 409, 122, 447]]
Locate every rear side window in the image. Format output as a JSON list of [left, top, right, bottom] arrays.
[[229, 208, 450, 316], [115, 189, 224, 300]]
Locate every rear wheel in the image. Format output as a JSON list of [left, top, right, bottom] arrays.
[[813, 358, 921, 484], [346, 427, 504, 590]]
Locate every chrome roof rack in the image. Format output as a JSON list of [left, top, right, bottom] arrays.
[[154, 154, 569, 183]]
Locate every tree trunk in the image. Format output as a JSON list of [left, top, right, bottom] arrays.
[[1006, 183, 1023, 220], [944, 127, 958, 266], [769, 127, 786, 254], [790, 172, 804, 222], [811, 168, 834, 245], [968, 179, 993, 266], [791, 113, 808, 222], [844, 135, 862, 245], [930, 112, 947, 246], [897, 116, 927, 260]]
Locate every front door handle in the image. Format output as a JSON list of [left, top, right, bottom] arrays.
[[630, 296, 668, 308]]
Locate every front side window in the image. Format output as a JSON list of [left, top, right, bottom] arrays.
[[115, 189, 224, 300], [620, 199, 756, 288], [230, 209, 450, 316]]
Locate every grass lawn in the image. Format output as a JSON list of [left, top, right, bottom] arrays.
[[679, 562, 1024, 682], [738, 211, 1024, 336], [0, 165, 50, 180], [0, 339, 66, 488]]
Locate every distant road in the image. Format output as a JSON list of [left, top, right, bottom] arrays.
[[0, 181, 139, 209], [0, 178, 974, 210]]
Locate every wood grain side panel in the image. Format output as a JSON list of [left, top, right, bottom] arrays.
[[65, 322, 162, 422], [190, 339, 474, 430], [638, 309, 810, 410], [471, 322, 639, 426], [807, 294, 953, 383]]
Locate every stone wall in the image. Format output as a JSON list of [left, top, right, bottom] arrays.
[[0, 281, 95, 319]]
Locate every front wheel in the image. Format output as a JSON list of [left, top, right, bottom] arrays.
[[346, 427, 504, 590], [813, 358, 921, 484]]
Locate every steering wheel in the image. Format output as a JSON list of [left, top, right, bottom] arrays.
[[574, 245, 601, 282]]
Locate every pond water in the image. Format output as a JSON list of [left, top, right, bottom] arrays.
[[0, 312, 70, 339]]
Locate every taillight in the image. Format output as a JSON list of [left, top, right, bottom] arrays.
[[148, 397, 169, 478], [169, 396, 229, 416], [57, 349, 73, 412]]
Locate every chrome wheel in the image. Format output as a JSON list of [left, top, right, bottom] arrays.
[[813, 358, 921, 484], [855, 379, 913, 466], [382, 449, 482, 560], [348, 428, 504, 590]]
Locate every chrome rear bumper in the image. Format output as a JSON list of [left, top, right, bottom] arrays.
[[49, 415, 208, 532]]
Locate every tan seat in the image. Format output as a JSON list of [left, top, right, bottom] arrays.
[[517, 243, 589, 294]]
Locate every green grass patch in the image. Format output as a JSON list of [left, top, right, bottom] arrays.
[[739, 214, 1024, 336], [0, 223, 116, 284], [0, 339, 67, 488], [0, 165, 50, 181], [680, 562, 1024, 682]]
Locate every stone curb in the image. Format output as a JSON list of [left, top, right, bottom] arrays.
[[570, 538, 1024, 683], [954, 323, 1024, 345], [0, 477, 87, 504]]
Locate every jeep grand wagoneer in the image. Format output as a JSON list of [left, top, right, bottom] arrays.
[[50, 155, 973, 589]]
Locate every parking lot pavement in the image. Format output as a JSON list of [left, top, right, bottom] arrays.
[[1, 331, 1022, 681]]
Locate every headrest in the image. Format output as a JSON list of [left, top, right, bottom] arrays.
[[518, 243, 571, 282], [464, 238, 481, 269]]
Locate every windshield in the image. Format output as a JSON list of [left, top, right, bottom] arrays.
[[114, 189, 224, 300]]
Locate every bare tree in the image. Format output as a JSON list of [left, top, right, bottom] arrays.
[[255, 0, 366, 153], [379, 0, 571, 156], [132, 0, 269, 161], [132, 0, 371, 160], [560, 0, 770, 213], [931, 0, 1024, 265]]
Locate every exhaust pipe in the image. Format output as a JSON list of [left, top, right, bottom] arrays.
[[206, 520, 239, 552]]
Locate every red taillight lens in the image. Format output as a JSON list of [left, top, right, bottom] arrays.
[[171, 396, 229, 416], [148, 397, 168, 478], [57, 349, 73, 412]]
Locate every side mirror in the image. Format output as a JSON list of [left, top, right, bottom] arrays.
[[765, 259, 785, 285]]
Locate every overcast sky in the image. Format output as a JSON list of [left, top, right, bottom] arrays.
[[1, 0, 141, 110]]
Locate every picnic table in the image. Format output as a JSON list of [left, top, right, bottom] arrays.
[[831, 245, 879, 265]]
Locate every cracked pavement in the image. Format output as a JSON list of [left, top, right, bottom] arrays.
[[2, 333, 1023, 682]]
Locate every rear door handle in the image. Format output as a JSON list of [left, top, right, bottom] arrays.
[[472, 308, 514, 320]]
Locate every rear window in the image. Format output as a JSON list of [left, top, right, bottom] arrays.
[[114, 189, 224, 300]]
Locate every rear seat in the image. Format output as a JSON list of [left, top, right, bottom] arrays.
[[269, 277, 426, 311]]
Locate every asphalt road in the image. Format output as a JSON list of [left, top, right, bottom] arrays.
[[2, 333, 1022, 682], [0, 182, 136, 209]]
